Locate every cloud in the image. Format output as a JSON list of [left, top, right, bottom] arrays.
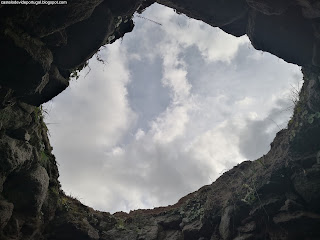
[[98, 131, 217, 211], [47, 42, 135, 149], [44, 41, 137, 199], [238, 98, 295, 160], [140, 4, 249, 63], [149, 40, 194, 143], [44, 3, 302, 214]]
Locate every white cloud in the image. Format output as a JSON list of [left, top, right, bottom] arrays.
[[151, 105, 190, 143], [46, 41, 136, 150], [149, 39, 194, 144], [44, 3, 302, 214], [135, 129, 145, 140], [139, 4, 249, 63], [236, 97, 254, 108]]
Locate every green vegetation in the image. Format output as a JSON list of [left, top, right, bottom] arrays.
[[306, 112, 320, 124], [289, 109, 320, 141], [33, 106, 42, 121], [287, 81, 320, 142], [241, 183, 257, 205], [50, 186, 60, 198], [40, 150, 49, 168], [116, 218, 126, 230], [178, 199, 205, 223], [34, 105, 48, 122], [41, 149, 48, 159], [58, 196, 72, 212]]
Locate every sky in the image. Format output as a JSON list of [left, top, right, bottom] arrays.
[[43, 3, 302, 213]]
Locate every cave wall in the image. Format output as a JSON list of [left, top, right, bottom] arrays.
[[0, 0, 142, 107], [158, 0, 320, 67], [0, 0, 320, 240], [0, 0, 320, 108]]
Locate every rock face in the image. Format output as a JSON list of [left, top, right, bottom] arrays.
[[0, 0, 320, 240], [158, 0, 319, 66], [0, 0, 140, 106]]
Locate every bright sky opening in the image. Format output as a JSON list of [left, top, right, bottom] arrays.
[[44, 3, 302, 213]]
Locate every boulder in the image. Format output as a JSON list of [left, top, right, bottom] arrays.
[[0, 135, 33, 175], [247, 7, 314, 66], [3, 165, 49, 215], [0, 200, 14, 230]]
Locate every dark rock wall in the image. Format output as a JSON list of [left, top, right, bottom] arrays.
[[1, 0, 320, 107], [158, 0, 320, 66], [0, 0, 320, 239], [0, 103, 60, 239], [0, 0, 141, 106]]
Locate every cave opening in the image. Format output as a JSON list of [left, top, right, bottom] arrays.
[[42, 3, 302, 213], [2, 1, 320, 239]]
